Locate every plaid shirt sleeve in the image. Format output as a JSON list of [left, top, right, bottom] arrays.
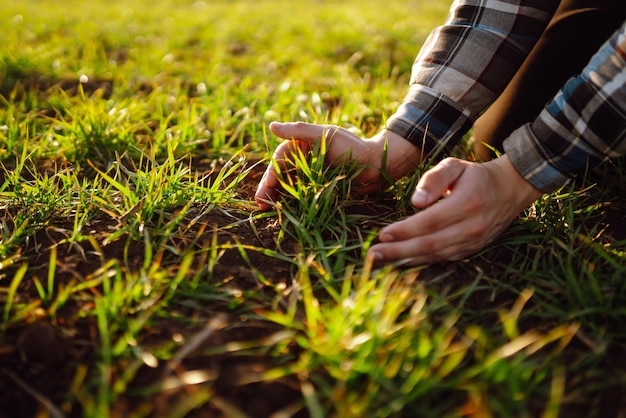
[[386, 0, 559, 157], [503, 20, 626, 193]]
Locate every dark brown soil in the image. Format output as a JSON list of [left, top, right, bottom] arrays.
[[0, 163, 307, 418], [0, 163, 625, 417]]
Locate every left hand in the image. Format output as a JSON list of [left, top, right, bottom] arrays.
[[255, 122, 422, 210], [367, 155, 543, 266]]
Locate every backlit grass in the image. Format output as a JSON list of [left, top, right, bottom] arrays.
[[0, 0, 625, 417]]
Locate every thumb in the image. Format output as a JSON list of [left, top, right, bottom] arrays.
[[411, 157, 467, 208]]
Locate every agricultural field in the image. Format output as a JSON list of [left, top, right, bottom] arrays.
[[0, 0, 625, 417]]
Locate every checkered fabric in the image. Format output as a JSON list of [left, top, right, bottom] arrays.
[[387, 0, 626, 192]]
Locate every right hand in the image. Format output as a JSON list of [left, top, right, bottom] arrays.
[[254, 121, 422, 210], [367, 155, 544, 265]]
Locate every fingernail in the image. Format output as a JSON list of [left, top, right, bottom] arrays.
[[368, 250, 383, 262], [269, 121, 282, 133], [379, 232, 394, 242], [411, 188, 428, 206]]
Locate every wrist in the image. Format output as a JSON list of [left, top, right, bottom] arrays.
[[489, 154, 543, 208], [366, 129, 423, 180]]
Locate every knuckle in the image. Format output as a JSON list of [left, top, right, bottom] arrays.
[[418, 172, 443, 192], [466, 221, 488, 239], [464, 194, 486, 212], [439, 157, 460, 167], [465, 212, 491, 237], [417, 237, 438, 254]]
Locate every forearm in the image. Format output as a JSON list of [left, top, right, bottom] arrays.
[[387, 0, 559, 156], [504, 20, 626, 193]]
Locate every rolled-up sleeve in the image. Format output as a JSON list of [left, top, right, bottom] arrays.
[[387, 0, 558, 157], [504, 20, 626, 192]]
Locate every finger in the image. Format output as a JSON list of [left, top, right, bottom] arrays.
[[256, 122, 330, 211], [254, 140, 309, 210], [368, 223, 482, 265], [379, 184, 484, 243], [270, 121, 332, 144], [410, 158, 467, 208], [255, 168, 278, 211], [368, 240, 476, 266]]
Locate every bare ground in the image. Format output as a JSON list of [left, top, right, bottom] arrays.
[[0, 162, 625, 417]]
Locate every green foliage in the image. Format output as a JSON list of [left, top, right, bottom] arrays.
[[0, 0, 624, 417]]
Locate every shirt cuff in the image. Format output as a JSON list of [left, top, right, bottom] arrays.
[[386, 84, 475, 159], [503, 124, 571, 193]]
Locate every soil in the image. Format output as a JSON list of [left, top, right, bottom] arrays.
[[0, 163, 306, 418], [0, 163, 625, 418]]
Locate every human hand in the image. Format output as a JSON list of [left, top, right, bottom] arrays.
[[367, 155, 543, 265], [255, 122, 422, 210]]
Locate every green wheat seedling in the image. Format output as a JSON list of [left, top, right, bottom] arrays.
[[85, 145, 249, 241], [0, 152, 82, 259], [63, 214, 223, 416], [260, 257, 578, 417], [269, 131, 387, 278], [495, 182, 626, 324]]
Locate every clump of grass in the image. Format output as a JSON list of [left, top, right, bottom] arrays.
[[260, 257, 578, 417], [268, 134, 368, 274]]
